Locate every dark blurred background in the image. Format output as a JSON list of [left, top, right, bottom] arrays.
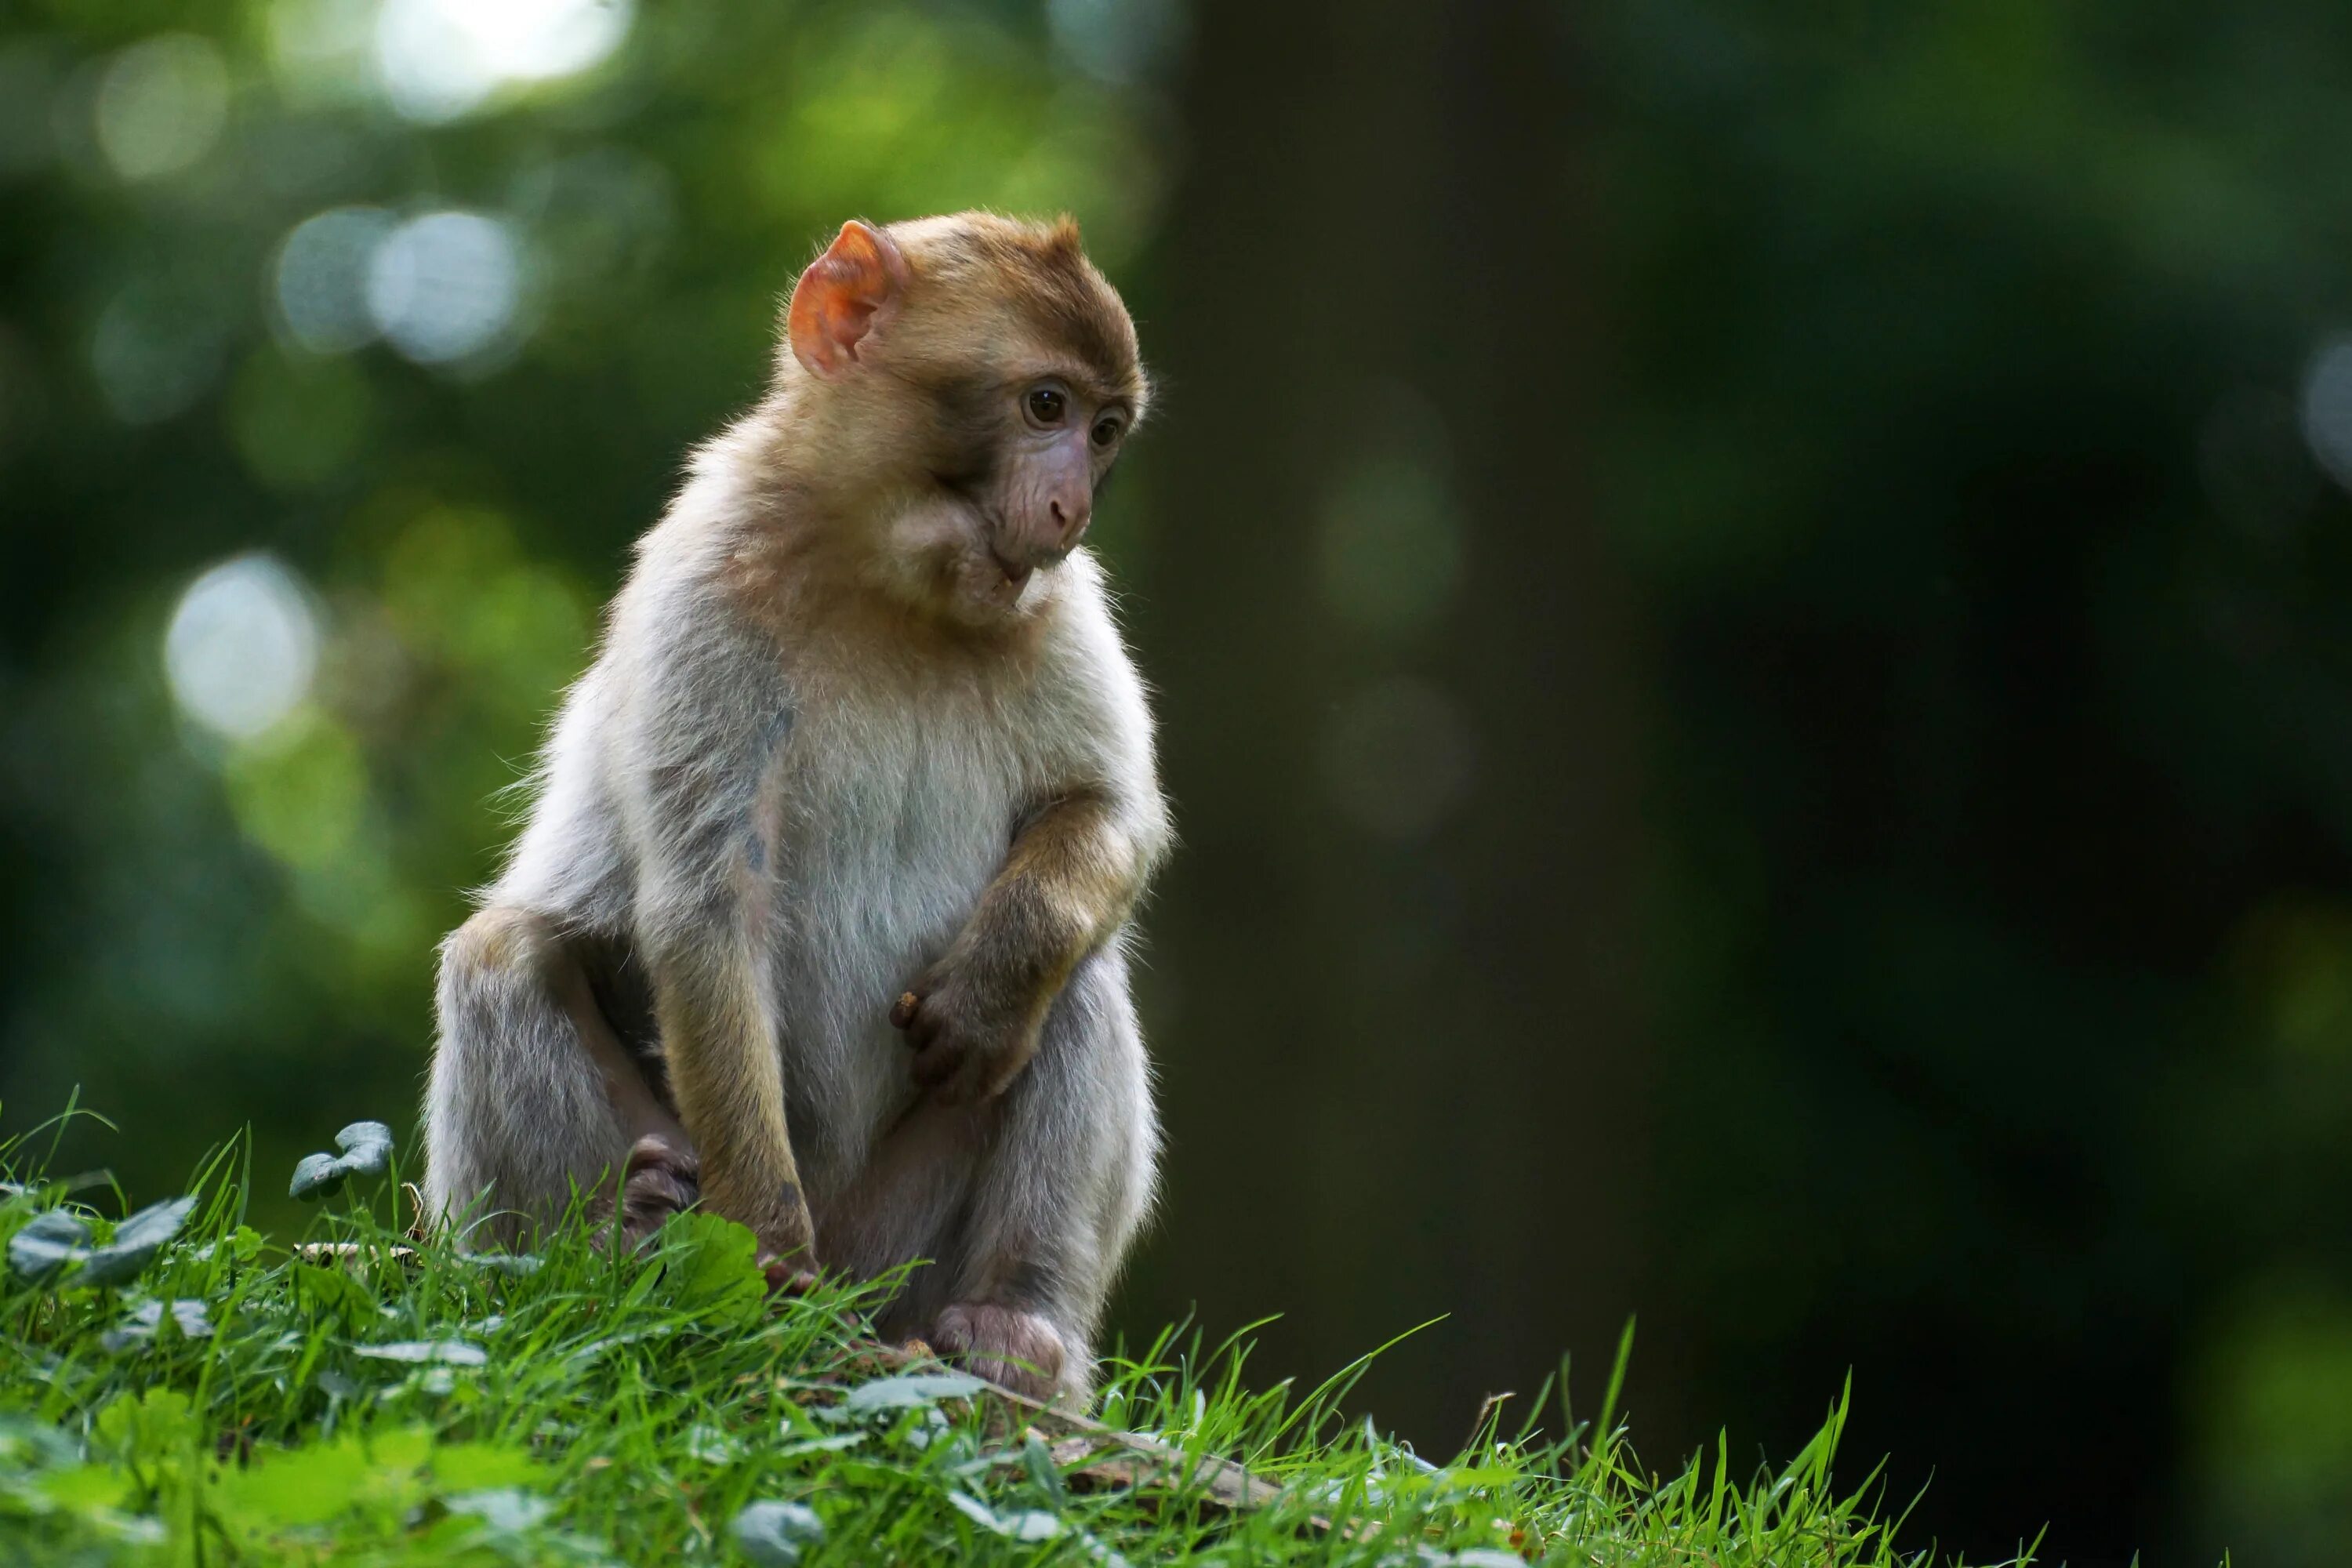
[[5, 1, 2352, 1562]]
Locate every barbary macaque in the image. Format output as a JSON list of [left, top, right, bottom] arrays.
[[422, 212, 1169, 1402]]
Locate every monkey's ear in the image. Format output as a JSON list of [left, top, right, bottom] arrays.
[[787, 220, 908, 378]]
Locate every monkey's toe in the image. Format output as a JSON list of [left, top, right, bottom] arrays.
[[929, 1302, 1069, 1402], [614, 1134, 701, 1247], [758, 1255, 820, 1298]]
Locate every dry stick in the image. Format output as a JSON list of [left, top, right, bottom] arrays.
[[864, 1338, 1300, 1521]]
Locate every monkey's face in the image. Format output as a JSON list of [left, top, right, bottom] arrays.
[[782, 214, 1149, 626], [903, 364, 1134, 618]]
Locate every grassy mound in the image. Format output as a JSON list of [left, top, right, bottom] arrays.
[[0, 1115, 2029, 1566]]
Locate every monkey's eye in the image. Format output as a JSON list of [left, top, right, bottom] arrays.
[[1024, 386, 1068, 426], [1091, 415, 1124, 449]]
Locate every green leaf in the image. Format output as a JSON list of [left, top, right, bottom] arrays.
[[731, 1499, 824, 1565], [289, 1121, 395, 1200], [0, 1416, 78, 1472], [426, 1442, 540, 1492], [93, 1389, 198, 1465], [192, 1225, 264, 1265], [5, 1210, 90, 1283], [5, 1197, 194, 1288], [1022, 1429, 1068, 1504], [946, 1490, 1062, 1542], [79, 1196, 196, 1287], [100, 1297, 213, 1352], [210, 1438, 386, 1528], [37, 1462, 135, 1517], [294, 1260, 377, 1330], [652, 1211, 767, 1325], [841, 1370, 985, 1417]]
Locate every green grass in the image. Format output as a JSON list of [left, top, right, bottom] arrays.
[[0, 1110, 2049, 1567]]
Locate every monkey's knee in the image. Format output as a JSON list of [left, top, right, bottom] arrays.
[[426, 906, 630, 1245], [441, 906, 564, 994]]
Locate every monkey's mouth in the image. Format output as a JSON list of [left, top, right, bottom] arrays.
[[984, 541, 1033, 594]]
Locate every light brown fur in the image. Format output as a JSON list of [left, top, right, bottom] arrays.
[[423, 213, 1168, 1403]]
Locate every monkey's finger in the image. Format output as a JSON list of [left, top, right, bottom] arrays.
[[909, 1038, 967, 1090], [890, 990, 920, 1029]]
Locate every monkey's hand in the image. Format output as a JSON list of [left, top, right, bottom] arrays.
[[614, 1135, 817, 1295], [891, 967, 1046, 1105]]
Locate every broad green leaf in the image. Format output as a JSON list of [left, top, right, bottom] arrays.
[[5, 1210, 89, 1283], [426, 1441, 540, 1492], [0, 1417, 76, 1472], [289, 1121, 395, 1201], [78, 1196, 196, 1287], [841, 1370, 985, 1416], [93, 1388, 199, 1471], [293, 1260, 376, 1330], [209, 1438, 384, 1528], [731, 1498, 824, 1565], [209, 1427, 441, 1533], [5, 1197, 194, 1288], [37, 1462, 132, 1515], [652, 1211, 766, 1325], [100, 1297, 214, 1352], [946, 1490, 1062, 1541]]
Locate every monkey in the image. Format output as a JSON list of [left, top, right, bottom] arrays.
[[420, 212, 1169, 1403]]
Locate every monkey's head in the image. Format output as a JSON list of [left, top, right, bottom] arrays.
[[779, 212, 1149, 625]]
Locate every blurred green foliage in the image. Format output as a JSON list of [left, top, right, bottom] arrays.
[[4, 2, 2352, 1565]]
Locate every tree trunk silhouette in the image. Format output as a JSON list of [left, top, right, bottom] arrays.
[[1122, 0, 1655, 1448]]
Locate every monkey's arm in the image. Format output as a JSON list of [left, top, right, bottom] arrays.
[[623, 586, 812, 1264], [897, 780, 1168, 1103]]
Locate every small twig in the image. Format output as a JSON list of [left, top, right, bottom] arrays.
[[866, 1339, 1308, 1524]]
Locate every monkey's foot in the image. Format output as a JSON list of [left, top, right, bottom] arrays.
[[928, 1302, 1069, 1403], [613, 1134, 700, 1248], [757, 1254, 820, 1297]]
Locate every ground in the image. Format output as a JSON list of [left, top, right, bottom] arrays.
[[0, 1115, 2037, 1566]]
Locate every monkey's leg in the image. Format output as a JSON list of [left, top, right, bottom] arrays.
[[424, 907, 693, 1250], [921, 947, 1159, 1405]]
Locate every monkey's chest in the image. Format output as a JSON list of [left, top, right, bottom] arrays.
[[759, 711, 1029, 1078]]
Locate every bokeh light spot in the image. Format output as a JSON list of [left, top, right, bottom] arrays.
[[265, 0, 378, 105], [2297, 336, 2352, 495], [373, 0, 633, 123], [95, 34, 229, 182], [365, 210, 523, 366], [273, 206, 394, 354], [165, 555, 321, 743]]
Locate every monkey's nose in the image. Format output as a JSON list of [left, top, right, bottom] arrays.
[[1049, 495, 1091, 546]]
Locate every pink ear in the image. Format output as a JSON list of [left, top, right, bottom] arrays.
[[786, 220, 908, 377]]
